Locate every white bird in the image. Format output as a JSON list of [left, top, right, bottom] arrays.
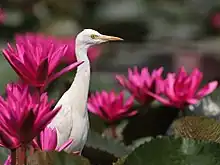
[[47, 29, 123, 154]]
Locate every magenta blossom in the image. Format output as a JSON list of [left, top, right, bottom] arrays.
[[0, 8, 5, 24], [147, 67, 218, 109], [56, 37, 101, 64], [87, 90, 137, 123], [2, 33, 82, 88], [116, 66, 164, 104], [32, 127, 72, 151], [211, 12, 220, 29], [0, 83, 60, 149], [4, 128, 73, 165]]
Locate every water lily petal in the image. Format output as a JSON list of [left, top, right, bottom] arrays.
[[196, 81, 218, 98], [48, 61, 83, 83], [57, 139, 73, 152]]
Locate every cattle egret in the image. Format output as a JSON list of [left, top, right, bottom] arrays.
[[47, 29, 123, 153]]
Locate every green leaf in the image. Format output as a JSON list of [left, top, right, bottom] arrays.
[[85, 130, 131, 157], [83, 146, 117, 165], [27, 151, 90, 165], [128, 136, 154, 150], [123, 136, 220, 165], [171, 116, 220, 143], [209, 87, 220, 103]]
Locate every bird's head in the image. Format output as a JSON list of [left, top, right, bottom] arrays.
[[76, 29, 123, 47]]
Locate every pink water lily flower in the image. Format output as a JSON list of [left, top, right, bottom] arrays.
[[87, 90, 137, 123], [147, 67, 218, 109], [32, 127, 73, 151], [2, 33, 82, 89], [116, 66, 164, 104], [0, 83, 60, 149], [4, 127, 73, 165], [57, 38, 101, 64]]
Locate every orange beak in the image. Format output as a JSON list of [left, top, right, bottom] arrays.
[[97, 35, 123, 41]]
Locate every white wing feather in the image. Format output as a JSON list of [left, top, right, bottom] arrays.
[[47, 91, 73, 148], [47, 90, 89, 153]]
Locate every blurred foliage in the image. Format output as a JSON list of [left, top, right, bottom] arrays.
[[46, 65, 77, 102], [208, 87, 220, 103], [0, 53, 17, 93], [122, 105, 179, 145], [0, 148, 9, 164]]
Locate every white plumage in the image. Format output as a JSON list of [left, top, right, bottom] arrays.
[[47, 29, 123, 154]]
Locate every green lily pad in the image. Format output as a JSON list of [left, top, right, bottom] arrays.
[[86, 130, 131, 157], [123, 136, 220, 165], [27, 151, 90, 165]]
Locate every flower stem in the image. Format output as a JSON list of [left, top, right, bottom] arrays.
[[28, 145, 35, 156], [111, 125, 117, 138], [11, 145, 27, 165], [181, 109, 186, 117]]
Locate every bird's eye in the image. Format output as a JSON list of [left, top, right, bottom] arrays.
[[91, 34, 98, 39]]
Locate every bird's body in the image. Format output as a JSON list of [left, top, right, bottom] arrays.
[[47, 29, 123, 153]]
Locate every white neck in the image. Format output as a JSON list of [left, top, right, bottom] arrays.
[[68, 41, 91, 116]]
